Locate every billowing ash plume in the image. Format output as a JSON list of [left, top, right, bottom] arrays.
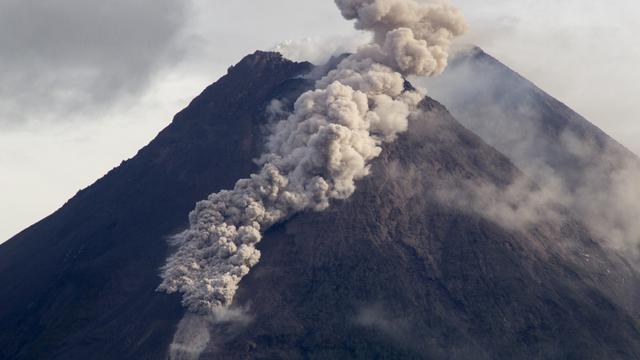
[[159, 0, 466, 313]]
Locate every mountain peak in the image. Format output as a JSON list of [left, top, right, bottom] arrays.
[[2, 49, 640, 359], [227, 50, 312, 76]]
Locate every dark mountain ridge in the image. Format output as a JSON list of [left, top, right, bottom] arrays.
[[1, 50, 640, 359]]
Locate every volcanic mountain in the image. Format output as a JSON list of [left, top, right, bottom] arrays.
[[2, 50, 640, 359]]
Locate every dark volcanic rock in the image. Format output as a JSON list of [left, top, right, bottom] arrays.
[[1, 50, 640, 360]]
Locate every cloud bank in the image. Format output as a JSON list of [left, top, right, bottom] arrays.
[[0, 0, 187, 126]]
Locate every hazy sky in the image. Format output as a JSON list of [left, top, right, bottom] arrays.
[[1, 0, 639, 242]]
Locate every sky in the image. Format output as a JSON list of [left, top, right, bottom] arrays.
[[1, 0, 639, 242]]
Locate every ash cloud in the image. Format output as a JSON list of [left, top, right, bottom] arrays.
[[0, 0, 187, 126], [169, 314, 210, 360], [272, 34, 371, 65], [169, 307, 252, 359], [159, 0, 466, 314]]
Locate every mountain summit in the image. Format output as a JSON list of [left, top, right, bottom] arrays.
[[1, 51, 640, 359]]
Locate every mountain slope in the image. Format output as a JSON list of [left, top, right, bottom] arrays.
[[0, 52, 312, 360], [206, 96, 640, 360], [1, 51, 639, 359]]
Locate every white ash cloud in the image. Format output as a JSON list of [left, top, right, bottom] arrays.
[[159, 0, 466, 314]]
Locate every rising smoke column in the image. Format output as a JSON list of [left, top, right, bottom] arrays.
[[159, 0, 466, 314]]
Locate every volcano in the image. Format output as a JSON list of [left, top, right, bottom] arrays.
[[1, 50, 640, 360]]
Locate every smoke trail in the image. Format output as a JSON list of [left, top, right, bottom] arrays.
[[158, 0, 466, 314], [169, 314, 210, 360], [168, 307, 251, 359]]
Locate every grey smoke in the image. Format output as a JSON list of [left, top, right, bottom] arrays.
[[169, 307, 252, 360], [562, 136, 640, 254], [431, 138, 640, 259], [169, 314, 210, 360], [353, 303, 479, 357], [434, 176, 567, 231], [355, 304, 412, 339], [0, 0, 187, 126], [159, 0, 466, 314], [421, 47, 640, 257]]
